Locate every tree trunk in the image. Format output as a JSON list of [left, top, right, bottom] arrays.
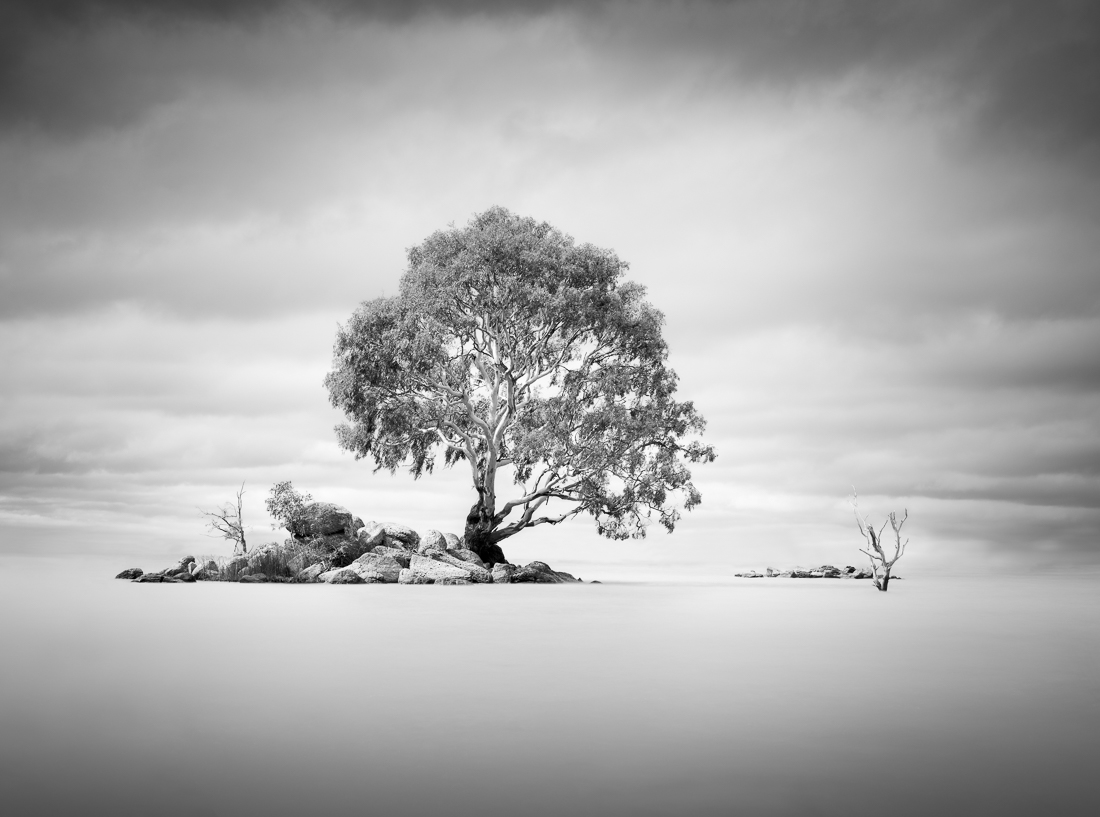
[[879, 573, 890, 592], [463, 499, 507, 566]]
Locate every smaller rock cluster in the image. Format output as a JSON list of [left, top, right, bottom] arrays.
[[116, 501, 587, 586], [734, 565, 876, 579]]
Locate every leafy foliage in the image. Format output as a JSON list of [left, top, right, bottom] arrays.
[[265, 481, 313, 533], [324, 206, 715, 548]]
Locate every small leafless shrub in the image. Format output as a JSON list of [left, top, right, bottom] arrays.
[[851, 491, 908, 592], [201, 482, 248, 555]]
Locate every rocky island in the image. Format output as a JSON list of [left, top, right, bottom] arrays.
[[116, 501, 586, 585]]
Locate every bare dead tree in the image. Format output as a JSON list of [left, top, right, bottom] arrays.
[[851, 491, 907, 591], [202, 482, 248, 555]]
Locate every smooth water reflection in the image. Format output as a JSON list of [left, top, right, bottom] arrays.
[[1, 557, 1097, 816]]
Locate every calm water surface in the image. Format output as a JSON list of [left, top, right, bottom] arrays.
[[1, 556, 1097, 816]]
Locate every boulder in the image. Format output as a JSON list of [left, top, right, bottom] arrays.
[[225, 555, 250, 578], [406, 554, 471, 584], [447, 548, 487, 569], [311, 533, 357, 552], [162, 556, 195, 577], [430, 550, 492, 583], [287, 502, 355, 540], [357, 522, 387, 549], [419, 530, 447, 553], [349, 552, 403, 583], [765, 567, 778, 577], [382, 524, 420, 550], [329, 539, 371, 569], [296, 563, 327, 583], [435, 577, 471, 585], [554, 571, 581, 582], [133, 573, 164, 583], [286, 549, 326, 576], [511, 561, 565, 584], [319, 568, 366, 584], [333, 570, 368, 584], [351, 516, 365, 534], [239, 574, 269, 583], [398, 568, 434, 584], [175, 571, 196, 583], [115, 568, 143, 579], [370, 546, 411, 569], [191, 566, 215, 581], [491, 563, 515, 584], [443, 533, 462, 550]]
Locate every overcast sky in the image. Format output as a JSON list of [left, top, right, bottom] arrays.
[[1, 0, 1097, 575]]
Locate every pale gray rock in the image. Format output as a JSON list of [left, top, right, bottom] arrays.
[[115, 568, 143, 579], [398, 568, 433, 584], [287, 550, 325, 576], [319, 568, 364, 584], [491, 563, 515, 584], [370, 546, 411, 569], [419, 530, 447, 553], [443, 533, 462, 550], [349, 552, 403, 583], [431, 550, 492, 583], [239, 574, 269, 583], [435, 577, 471, 585], [357, 522, 387, 549], [331, 570, 367, 584], [447, 548, 487, 568], [382, 523, 420, 550], [407, 554, 470, 583], [296, 563, 326, 583], [512, 561, 565, 583]]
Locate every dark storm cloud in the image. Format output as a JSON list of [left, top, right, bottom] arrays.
[[0, 0, 579, 136], [2, 0, 1097, 157]]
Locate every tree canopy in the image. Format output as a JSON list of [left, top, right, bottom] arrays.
[[324, 206, 714, 563]]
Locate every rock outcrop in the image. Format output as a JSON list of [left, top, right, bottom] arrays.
[[735, 565, 877, 580], [286, 502, 356, 540], [119, 511, 593, 586], [382, 523, 420, 551], [419, 530, 447, 553]]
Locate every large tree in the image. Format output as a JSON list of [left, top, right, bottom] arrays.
[[324, 207, 714, 565]]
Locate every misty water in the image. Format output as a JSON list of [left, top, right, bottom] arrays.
[[2, 557, 1097, 817]]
